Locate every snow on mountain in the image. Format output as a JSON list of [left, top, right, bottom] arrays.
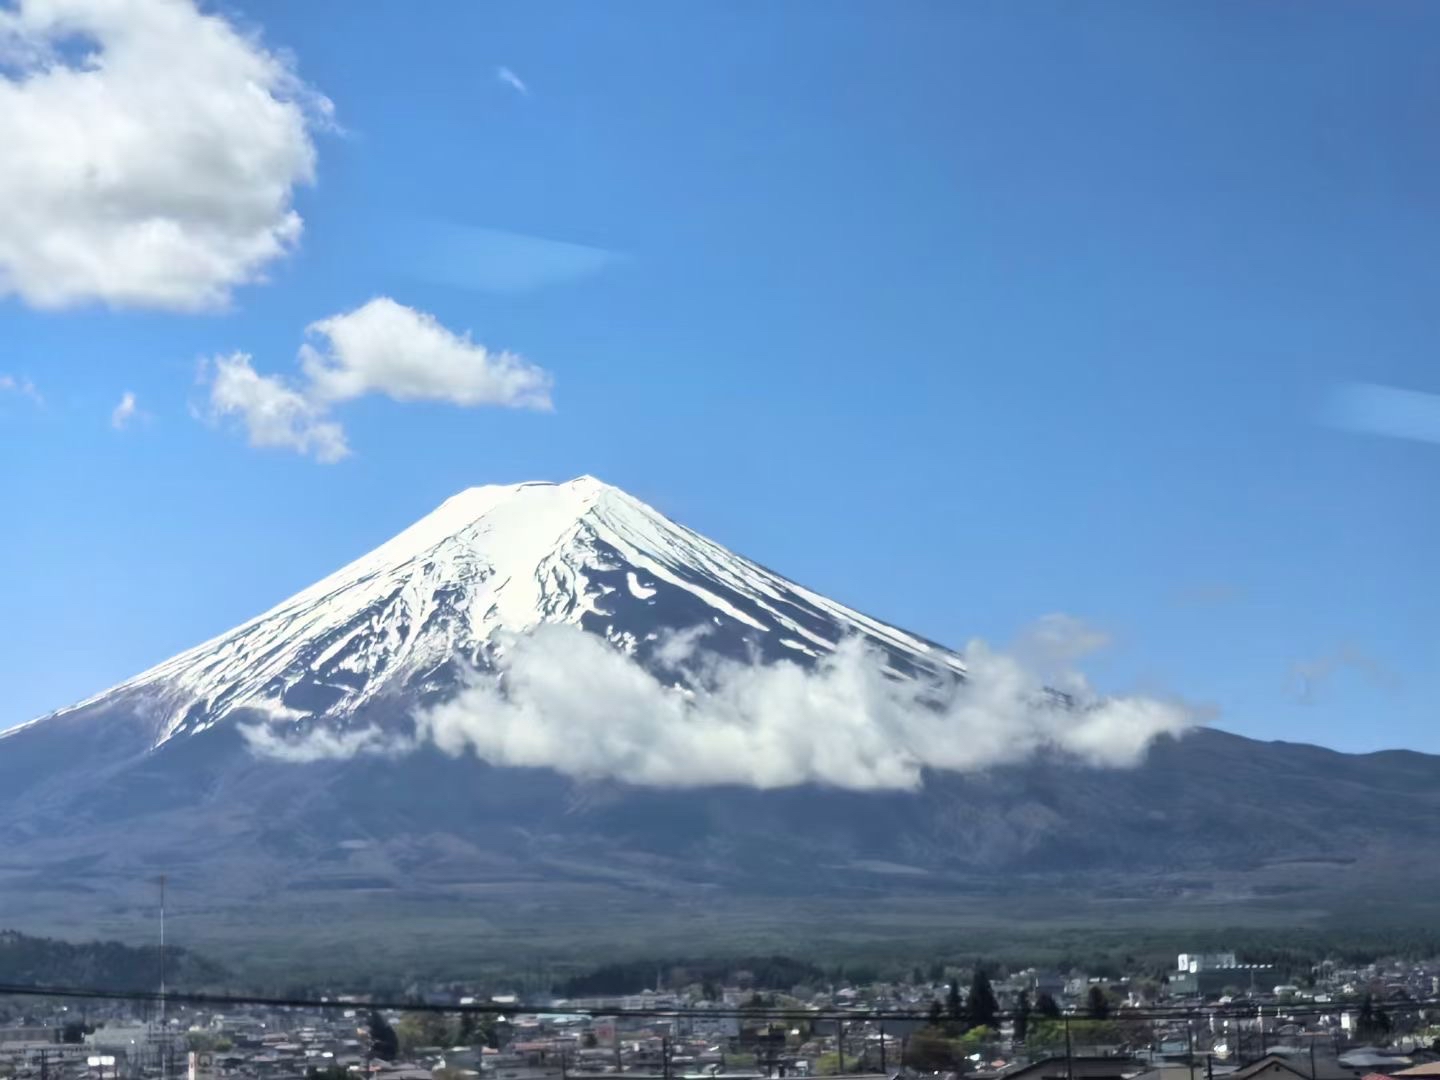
[[33, 476, 963, 748]]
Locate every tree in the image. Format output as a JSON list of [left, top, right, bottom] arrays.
[[927, 999, 943, 1025], [368, 1011, 399, 1062], [1014, 991, 1031, 1043], [903, 1028, 960, 1071], [957, 1026, 994, 1056], [458, 1012, 500, 1050], [1357, 994, 1393, 1043], [1086, 986, 1110, 1020], [968, 969, 999, 1030], [1035, 993, 1061, 1019], [946, 978, 963, 1022], [397, 1011, 458, 1052]]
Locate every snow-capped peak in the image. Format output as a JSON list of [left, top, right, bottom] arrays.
[[32, 477, 963, 747]]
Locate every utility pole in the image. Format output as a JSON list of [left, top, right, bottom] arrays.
[[879, 1023, 887, 1074], [1187, 1021, 1195, 1080], [159, 874, 168, 1080], [1064, 1016, 1074, 1080], [836, 1022, 844, 1076]]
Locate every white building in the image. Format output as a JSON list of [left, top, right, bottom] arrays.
[[1177, 953, 1239, 974]]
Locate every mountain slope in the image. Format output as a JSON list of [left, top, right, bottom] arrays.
[[24, 476, 961, 753], [1, 476, 1437, 960]]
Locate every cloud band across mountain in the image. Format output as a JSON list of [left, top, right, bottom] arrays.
[[244, 619, 1196, 790]]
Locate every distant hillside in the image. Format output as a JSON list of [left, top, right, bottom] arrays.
[[0, 930, 225, 992]]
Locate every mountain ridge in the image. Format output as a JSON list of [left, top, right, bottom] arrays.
[[15, 476, 963, 754], [1, 477, 1437, 962]]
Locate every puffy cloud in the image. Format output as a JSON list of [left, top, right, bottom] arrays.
[[202, 298, 550, 462], [205, 352, 349, 463], [110, 390, 142, 430], [245, 619, 1197, 791], [300, 297, 553, 410], [239, 721, 410, 764], [0, 0, 330, 310]]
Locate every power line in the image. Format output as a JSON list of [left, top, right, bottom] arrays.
[[0, 982, 1433, 1026]]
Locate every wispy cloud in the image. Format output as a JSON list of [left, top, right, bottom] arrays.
[[399, 221, 624, 294], [495, 66, 529, 96], [0, 374, 41, 404], [1323, 381, 1440, 447], [110, 390, 147, 431], [201, 297, 552, 462], [1289, 646, 1399, 705], [241, 617, 1199, 790]]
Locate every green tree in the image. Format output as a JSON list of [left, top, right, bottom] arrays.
[[1014, 991, 1031, 1043], [968, 969, 999, 1029], [458, 1012, 500, 1050], [903, 1028, 961, 1071], [368, 1012, 399, 1062], [1357, 994, 1393, 1043], [1035, 993, 1061, 1019], [927, 999, 943, 1025], [956, 1026, 994, 1056], [1086, 986, 1110, 1020], [186, 1033, 233, 1053], [946, 978, 963, 1022]]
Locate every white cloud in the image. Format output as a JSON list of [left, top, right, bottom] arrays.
[[495, 66, 528, 96], [244, 619, 1197, 790], [110, 390, 143, 430], [202, 298, 551, 461], [300, 297, 553, 410], [0, 374, 42, 403], [0, 0, 331, 311], [240, 721, 410, 764], [205, 352, 349, 463]]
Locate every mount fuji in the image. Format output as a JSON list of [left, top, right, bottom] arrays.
[[22, 475, 964, 755], [2, 476, 1438, 967]]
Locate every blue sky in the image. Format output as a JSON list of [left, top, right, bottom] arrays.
[[1, 0, 1436, 752]]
